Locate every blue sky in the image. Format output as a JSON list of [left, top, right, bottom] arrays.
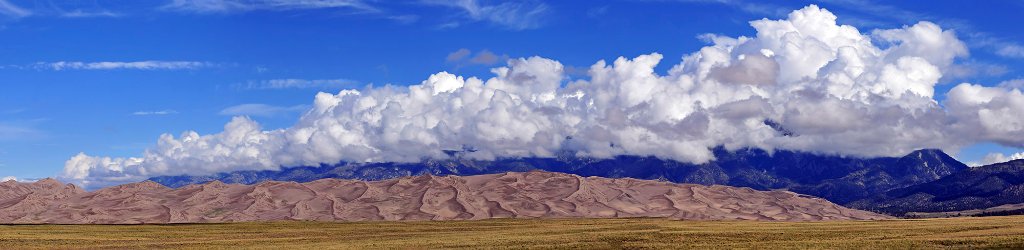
[[2, 0, 1024, 181]]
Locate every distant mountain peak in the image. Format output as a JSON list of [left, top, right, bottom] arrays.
[[32, 178, 65, 188], [906, 148, 956, 159], [763, 119, 795, 137], [893, 148, 968, 181]]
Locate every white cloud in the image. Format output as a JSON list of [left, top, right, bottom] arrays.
[[446, 48, 472, 62], [470, 50, 505, 65], [816, 0, 1024, 62], [447, 48, 508, 66], [61, 5, 1024, 189], [971, 152, 1024, 166], [0, 176, 39, 183], [708, 53, 779, 85], [999, 79, 1024, 90], [586, 5, 608, 18], [0, 123, 44, 141], [132, 110, 179, 116], [60, 10, 121, 18], [387, 14, 419, 24], [437, 22, 460, 29], [672, 0, 787, 17], [969, 35, 1024, 60], [818, 0, 928, 25], [0, 0, 122, 19], [246, 78, 359, 90], [945, 84, 1024, 148], [997, 44, 1024, 58], [219, 104, 308, 117], [424, 0, 550, 30], [34, 61, 213, 70], [944, 61, 1008, 81], [872, 21, 967, 71], [0, 0, 30, 18], [163, 0, 376, 13]]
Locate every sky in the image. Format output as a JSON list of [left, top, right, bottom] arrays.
[[1, 0, 1023, 187]]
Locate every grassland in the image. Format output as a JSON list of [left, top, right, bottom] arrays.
[[2, 216, 1024, 249]]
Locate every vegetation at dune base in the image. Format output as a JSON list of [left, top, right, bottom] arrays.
[[2, 216, 1024, 249]]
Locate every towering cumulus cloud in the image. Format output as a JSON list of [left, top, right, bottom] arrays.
[[64, 5, 1024, 188]]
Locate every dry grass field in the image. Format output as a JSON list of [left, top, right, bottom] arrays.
[[2, 216, 1024, 249]]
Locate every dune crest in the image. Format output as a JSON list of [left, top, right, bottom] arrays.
[[0, 171, 889, 224]]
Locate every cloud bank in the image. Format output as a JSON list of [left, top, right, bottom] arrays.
[[63, 5, 1024, 188]]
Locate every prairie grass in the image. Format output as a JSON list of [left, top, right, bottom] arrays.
[[2, 216, 1023, 249]]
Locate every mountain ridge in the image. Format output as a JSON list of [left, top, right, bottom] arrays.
[[150, 148, 967, 206], [849, 159, 1024, 215]]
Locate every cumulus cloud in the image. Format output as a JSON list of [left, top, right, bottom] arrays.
[[219, 104, 308, 117], [708, 53, 779, 85], [62, 5, 1024, 188], [34, 61, 213, 70], [945, 84, 1024, 147]]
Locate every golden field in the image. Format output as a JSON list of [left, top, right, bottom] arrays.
[[2, 216, 1024, 249]]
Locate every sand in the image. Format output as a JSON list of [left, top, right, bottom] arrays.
[[0, 171, 889, 224]]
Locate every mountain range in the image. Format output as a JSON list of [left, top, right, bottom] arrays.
[[151, 148, 968, 211], [0, 171, 888, 223], [151, 148, 1024, 216], [848, 159, 1024, 215]]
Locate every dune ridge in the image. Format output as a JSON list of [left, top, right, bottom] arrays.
[[0, 171, 888, 224]]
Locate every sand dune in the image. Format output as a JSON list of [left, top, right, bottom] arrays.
[[0, 171, 889, 224]]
